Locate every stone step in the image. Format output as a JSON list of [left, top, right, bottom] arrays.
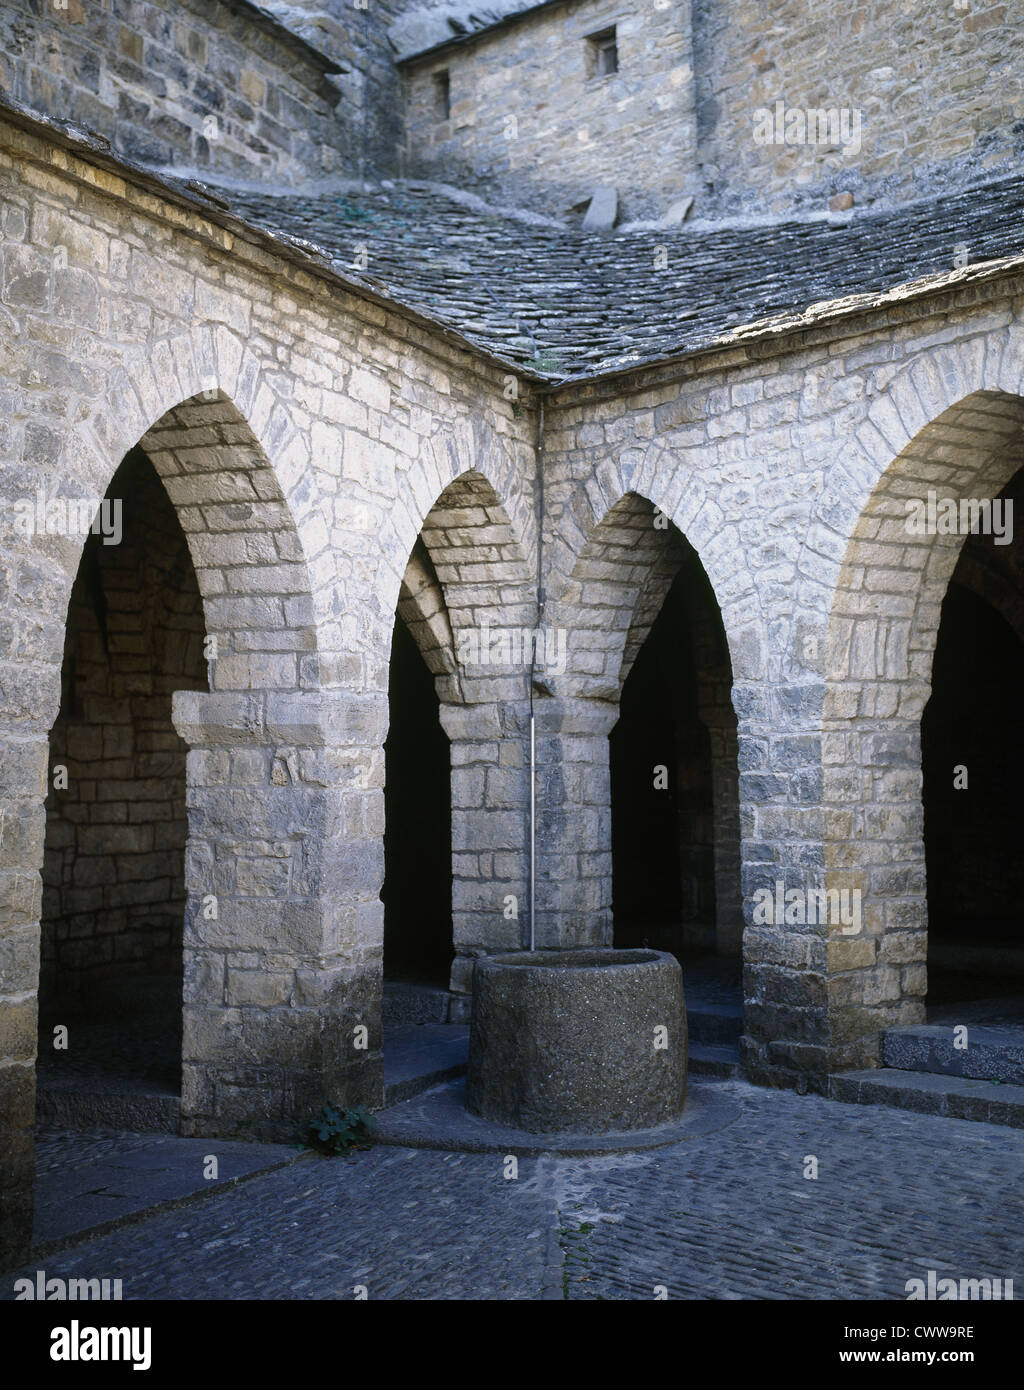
[[382, 982, 452, 1026], [686, 1004, 743, 1044], [687, 1042, 739, 1078], [883, 1024, 1024, 1085], [36, 1085, 180, 1134], [830, 1068, 1024, 1129], [382, 1023, 469, 1106]]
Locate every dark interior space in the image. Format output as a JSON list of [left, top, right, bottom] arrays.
[[923, 590, 1024, 1001], [923, 468, 1024, 1005], [38, 447, 208, 1100], [610, 546, 727, 962], [382, 612, 453, 985]]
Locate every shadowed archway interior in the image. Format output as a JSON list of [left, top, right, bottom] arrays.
[[922, 465, 1024, 1005], [610, 532, 738, 964], [37, 447, 208, 1106], [382, 612, 453, 986]]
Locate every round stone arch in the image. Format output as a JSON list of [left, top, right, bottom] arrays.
[[382, 464, 536, 992], [7, 323, 394, 1182], [544, 441, 764, 686], [820, 368, 1024, 1072], [538, 474, 759, 957]]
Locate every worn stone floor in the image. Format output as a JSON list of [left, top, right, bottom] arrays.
[[4, 1077, 1022, 1300]]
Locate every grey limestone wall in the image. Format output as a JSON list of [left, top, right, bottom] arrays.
[[690, 0, 1024, 216], [402, 0, 696, 223], [0, 0, 353, 183], [0, 110, 531, 1263], [539, 275, 1024, 1089]]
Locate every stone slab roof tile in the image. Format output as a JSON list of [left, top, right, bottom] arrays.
[[216, 176, 1024, 380]]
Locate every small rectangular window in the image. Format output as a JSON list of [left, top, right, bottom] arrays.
[[433, 69, 451, 121], [586, 27, 618, 79]]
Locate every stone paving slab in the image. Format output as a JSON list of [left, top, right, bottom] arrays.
[[32, 1127, 301, 1252], [883, 1024, 1024, 1084], [6, 1080, 1022, 1300], [557, 1080, 1024, 1300], [6, 1146, 559, 1301]]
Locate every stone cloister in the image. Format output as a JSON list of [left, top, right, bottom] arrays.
[[3, 100, 1024, 1266]]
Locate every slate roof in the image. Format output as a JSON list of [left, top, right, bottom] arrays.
[[218, 176, 1024, 382], [389, 0, 571, 65]]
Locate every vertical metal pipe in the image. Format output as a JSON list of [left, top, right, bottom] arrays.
[[529, 713, 536, 952], [528, 395, 545, 954]]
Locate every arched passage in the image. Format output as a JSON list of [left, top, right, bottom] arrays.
[[37, 447, 207, 1125], [26, 386, 350, 1145], [546, 492, 740, 966], [382, 469, 533, 1007], [921, 463, 1024, 1003], [383, 543, 453, 987], [824, 386, 1024, 1066], [611, 537, 739, 961]]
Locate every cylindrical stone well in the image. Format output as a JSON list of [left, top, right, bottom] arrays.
[[466, 948, 686, 1133]]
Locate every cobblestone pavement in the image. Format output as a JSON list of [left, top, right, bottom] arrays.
[[5, 1080, 1022, 1300]]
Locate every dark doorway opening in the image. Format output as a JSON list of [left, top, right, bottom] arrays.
[[37, 448, 208, 1122], [382, 613, 453, 986], [610, 540, 737, 965], [922, 473, 1024, 1008]]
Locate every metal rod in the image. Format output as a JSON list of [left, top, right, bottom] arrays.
[[529, 712, 536, 953]]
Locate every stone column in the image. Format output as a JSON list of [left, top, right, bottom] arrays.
[[172, 689, 387, 1140], [438, 700, 531, 1000], [707, 717, 742, 956], [736, 682, 831, 1091], [532, 695, 617, 949], [822, 714, 927, 1073], [0, 727, 48, 1270]]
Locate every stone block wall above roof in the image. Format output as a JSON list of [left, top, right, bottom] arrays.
[[258, 0, 408, 176], [0, 0, 361, 184], [691, 0, 1024, 217], [398, 0, 1024, 222], [401, 0, 696, 224]]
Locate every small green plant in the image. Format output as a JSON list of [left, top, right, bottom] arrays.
[[297, 1103, 375, 1156]]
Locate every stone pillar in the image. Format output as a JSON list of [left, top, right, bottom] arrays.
[[708, 717, 742, 955], [172, 689, 386, 1141], [736, 683, 831, 1091], [532, 695, 617, 949], [438, 700, 531, 998], [823, 714, 926, 1073], [0, 729, 48, 1270]]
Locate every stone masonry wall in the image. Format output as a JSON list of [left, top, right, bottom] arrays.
[[0, 0, 352, 183], [692, 0, 1024, 217], [261, 0, 408, 178], [402, 0, 696, 223]]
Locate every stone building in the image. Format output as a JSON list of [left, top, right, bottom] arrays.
[[2, 0, 1024, 1267]]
